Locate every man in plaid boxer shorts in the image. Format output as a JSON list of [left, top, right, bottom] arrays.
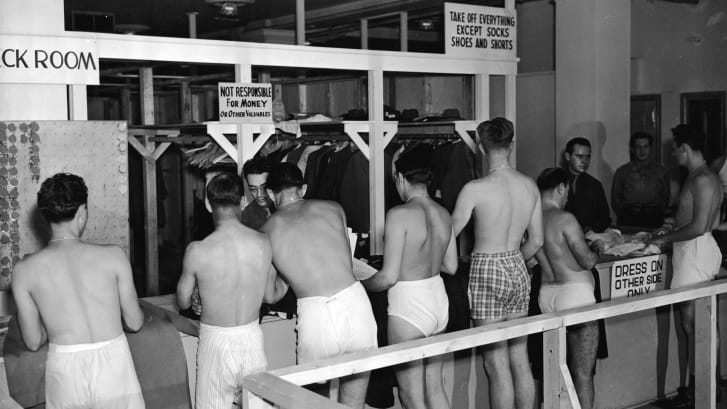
[[452, 118, 544, 409]]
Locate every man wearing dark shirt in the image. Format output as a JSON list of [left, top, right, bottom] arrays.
[[611, 132, 670, 228], [562, 137, 610, 359], [240, 158, 275, 231], [563, 137, 611, 233]]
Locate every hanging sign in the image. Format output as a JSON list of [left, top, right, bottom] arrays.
[[444, 3, 516, 59], [0, 35, 99, 85], [610, 254, 667, 299], [218, 82, 273, 124]]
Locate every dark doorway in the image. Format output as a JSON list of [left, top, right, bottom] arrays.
[[631, 94, 661, 163], [680, 91, 725, 164]]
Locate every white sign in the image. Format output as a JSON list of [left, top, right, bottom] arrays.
[[444, 3, 516, 59], [218, 82, 273, 124], [0, 35, 99, 85], [610, 254, 667, 299]]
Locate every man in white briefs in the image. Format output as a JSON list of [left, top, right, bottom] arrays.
[[651, 124, 723, 400], [177, 171, 287, 409], [363, 144, 458, 409], [452, 117, 543, 409], [12, 173, 145, 409], [262, 162, 378, 409], [535, 167, 600, 409]]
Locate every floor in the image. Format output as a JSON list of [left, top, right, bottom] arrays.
[[635, 383, 727, 409]]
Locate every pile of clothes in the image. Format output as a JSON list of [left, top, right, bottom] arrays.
[[585, 228, 661, 257]]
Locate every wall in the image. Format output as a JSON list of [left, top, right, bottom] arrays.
[[516, 72, 556, 179], [516, 0, 554, 74], [632, 0, 727, 168], [0, 0, 68, 120]]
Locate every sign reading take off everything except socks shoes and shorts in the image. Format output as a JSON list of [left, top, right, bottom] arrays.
[[444, 2, 517, 59]]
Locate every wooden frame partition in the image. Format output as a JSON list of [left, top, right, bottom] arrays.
[[242, 279, 727, 409]]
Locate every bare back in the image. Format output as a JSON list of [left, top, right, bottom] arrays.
[[13, 242, 136, 345], [538, 208, 597, 286], [675, 166, 723, 232], [262, 200, 355, 298], [397, 198, 454, 281], [460, 169, 541, 254], [185, 223, 271, 327]]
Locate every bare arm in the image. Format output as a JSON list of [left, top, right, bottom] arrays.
[[452, 183, 475, 237], [563, 214, 598, 270], [441, 226, 458, 275], [176, 242, 199, 312], [364, 208, 405, 292], [656, 176, 717, 245], [520, 188, 544, 261], [11, 263, 47, 351], [264, 264, 289, 304], [114, 247, 143, 332]]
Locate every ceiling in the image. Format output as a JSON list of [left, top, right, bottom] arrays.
[[65, 0, 508, 89], [65, 0, 506, 46]]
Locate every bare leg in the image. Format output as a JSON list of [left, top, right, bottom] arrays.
[[338, 372, 371, 409], [424, 333, 451, 409], [388, 316, 427, 409], [475, 318, 515, 409], [506, 313, 535, 409], [566, 322, 599, 409], [679, 300, 696, 398]]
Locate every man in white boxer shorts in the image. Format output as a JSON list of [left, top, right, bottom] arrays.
[[12, 173, 146, 409]]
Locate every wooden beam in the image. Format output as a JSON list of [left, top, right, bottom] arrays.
[[271, 313, 562, 385], [694, 295, 718, 409], [243, 373, 348, 409], [559, 280, 727, 327], [142, 133, 159, 296], [140, 67, 155, 126], [127, 136, 154, 162]]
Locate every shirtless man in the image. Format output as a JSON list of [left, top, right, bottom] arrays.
[[452, 117, 543, 409], [177, 172, 287, 409], [262, 163, 377, 409], [363, 145, 458, 409], [535, 167, 600, 409], [11, 173, 145, 409], [650, 124, 723, 398]]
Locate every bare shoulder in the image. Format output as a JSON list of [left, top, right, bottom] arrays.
[[92, 244, 131, 267], [10, 253, 36, 285]]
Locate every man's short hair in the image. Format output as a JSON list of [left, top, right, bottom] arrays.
[[477, 117, 514, 152], [267, 163, 304, 193], [537, 167, 570, 192], [37, 173, 88, 223], [395, 144, 434, 185], [672, 124, 706, 153], [565, 137, 591, 154], [242, 157, 271, 179], [207, 172, 242, 207], [630, 132, 653, 148]]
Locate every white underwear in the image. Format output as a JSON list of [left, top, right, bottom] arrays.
[[388, 275, 449, 337], [296, 281, 378, 364], [538, 282, 596, 314], [196, 320, 267, 409], [671, 232, 722, 289], [45, 333, 145, 409]]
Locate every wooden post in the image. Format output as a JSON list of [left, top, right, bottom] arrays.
[[399, 12, 408, 51], [368, 69, 385, 255], [542, 327, 578, 409], [67, 85, 87, 120], [360, 18, 368, 49], [142, 133, 159, 296], [694, 295, 717, 409]]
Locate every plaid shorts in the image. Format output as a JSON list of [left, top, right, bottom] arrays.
[[468, 250, 530, 320]]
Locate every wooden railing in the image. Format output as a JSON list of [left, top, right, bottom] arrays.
[[242, 279, 727, 409]]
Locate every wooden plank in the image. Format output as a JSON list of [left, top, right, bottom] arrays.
[[694, 295, 717, 409], [272, 314, 562, 385], [243, 373, 348, 409], [143, 134, 159, 296], [127, 136, 154, 161], [140, 67, 155, 126], [560, 280, 727, 327], [543, 327, 568, 409]]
